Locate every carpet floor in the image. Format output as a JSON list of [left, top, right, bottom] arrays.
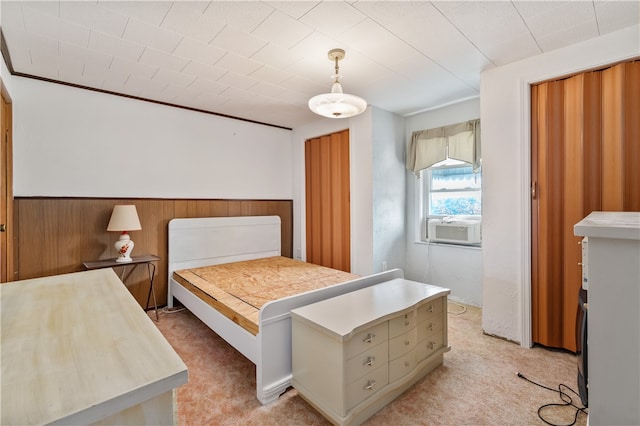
[[150, 302, 588, 425]]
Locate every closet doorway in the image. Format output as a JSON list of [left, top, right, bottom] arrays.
[[1, 80, 13, 283], [531, 59, 640, 351], [305, 129, 351, 272]]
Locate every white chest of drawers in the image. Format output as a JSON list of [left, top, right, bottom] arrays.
[[291, 278, 450, 426]]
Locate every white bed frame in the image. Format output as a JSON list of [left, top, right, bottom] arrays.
[[167, 215, 404, 405]]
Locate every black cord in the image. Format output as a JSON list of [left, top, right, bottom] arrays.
[[517, 372, 588, 426]]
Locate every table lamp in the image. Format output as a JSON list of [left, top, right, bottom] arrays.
[[107, 205, 142, 263]]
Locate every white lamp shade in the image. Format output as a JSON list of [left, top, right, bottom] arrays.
[[107, 205, 142, 232], [308, 92, 367, 118]]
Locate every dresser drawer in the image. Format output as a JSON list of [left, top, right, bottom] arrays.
[[389, 327, 417, 360], [416, 331, 444, 361], [417, 316, 443, 342], [345, 322, 389, 359], [346, 341, 389, 384], [345, 364, 389, 412], [417, 297, 444, 323], [389, 348, 417, 382], [389, 310, 417, 338]]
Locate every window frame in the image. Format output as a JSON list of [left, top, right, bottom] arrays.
[[417, 161, 482, 244]]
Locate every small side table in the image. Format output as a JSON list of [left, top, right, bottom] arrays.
[[83, 254, 160, 321]]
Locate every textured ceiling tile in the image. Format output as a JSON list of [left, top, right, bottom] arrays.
[[216, 52, 263, 76], [59, 1, 128, 38], [218, 72, 260, 91], [181, 61, 227, 82], [252, 10, 314, 49], [185, 77, 227, 95], [83, 62, 129, 87], [535, 20, 600, 52], [127, 75, 168, 97], [173, 38, 226, 66], [122, 17, 182, 54], [595, 0, 640, 34], [89, 30, 145, 62], [202, 1, 275, 32], [480, 33, 542, 66], [22, 4, 90, 48], [109, 56, 157, 80], [249, 65, 292, 85], [160, 2, 223, 44], [251, 43, 304, 69], [97, 0, 172, 26], [516, 1, 596, 42], [2, 0, 636, 129], [299, 1, 367, 34], [264, 0, 320, 20], [339, 19, 417, 65], [59, 41, 113, 69], [152, 67, 197, 87], [1, 1, 26, 32], [139, 47, 189, 72], [211, 26, 268, 58]]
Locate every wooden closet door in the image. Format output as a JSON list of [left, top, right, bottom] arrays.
[[305, 130, 351, 272], [531, 60, 640, 351], [1, 85, 13, 283]]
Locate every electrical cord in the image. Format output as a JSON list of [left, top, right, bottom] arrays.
[[516, 372, 588, 426], [447, 300, 467, 315]]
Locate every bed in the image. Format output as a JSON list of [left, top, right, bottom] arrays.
[[167, 215, 404, 405]]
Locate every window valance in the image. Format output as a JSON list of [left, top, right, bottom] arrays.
[[406, 119, 481, 175]]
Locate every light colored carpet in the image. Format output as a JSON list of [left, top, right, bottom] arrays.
[[151, 302, 587, 425]]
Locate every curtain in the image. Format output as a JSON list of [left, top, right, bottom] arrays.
[[406, 119, 481, 175]]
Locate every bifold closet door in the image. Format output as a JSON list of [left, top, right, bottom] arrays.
[[531, 59, 640, 351], [305, 130, 351, 272]]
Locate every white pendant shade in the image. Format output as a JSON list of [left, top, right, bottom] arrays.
[[308, 91, 367, 118], [309, 49, 367, 119]]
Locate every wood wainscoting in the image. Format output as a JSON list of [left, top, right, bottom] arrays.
[[12, 198, 293, 309]]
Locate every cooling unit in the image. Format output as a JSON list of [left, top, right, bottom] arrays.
[[428, 219, 481, 245]]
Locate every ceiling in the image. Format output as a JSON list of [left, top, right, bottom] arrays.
[[1, 1, 638, 129]]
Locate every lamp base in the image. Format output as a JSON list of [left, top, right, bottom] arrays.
[[114, 232, 135, 263]]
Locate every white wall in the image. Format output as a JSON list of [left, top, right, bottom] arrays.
[[8, 73, 293, 199], [481, 25, 639, 345], [371, 107, 406, 274], [403, 98, 482, 307]]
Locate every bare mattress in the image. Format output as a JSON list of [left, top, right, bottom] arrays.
[[172, 256, 358, 335]]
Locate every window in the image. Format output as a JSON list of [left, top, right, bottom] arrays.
[[420, 158, 482, 244], [406, 118, 482, 245]]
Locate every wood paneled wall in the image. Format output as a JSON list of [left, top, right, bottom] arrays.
[[12, 198, 293, 308], [531, 59, 640, 351]]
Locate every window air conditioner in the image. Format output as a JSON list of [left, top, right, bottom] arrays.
[[427, 219, 481, 245]]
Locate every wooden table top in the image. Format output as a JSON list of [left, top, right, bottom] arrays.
[[0, 269, 187, 425]]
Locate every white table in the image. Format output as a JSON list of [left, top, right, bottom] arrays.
[[1, 269, 188, 425]]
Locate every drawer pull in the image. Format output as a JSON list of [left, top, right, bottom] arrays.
[[363, 356, 375, 367], [405, 340, 410, 346], [427, 341, 436, 349], [364, 380, 376, 391], [404, 320, 410, 326], [363, 333, 375, 343], [427, 305, 434, 313], [427, 323, 434, 331]]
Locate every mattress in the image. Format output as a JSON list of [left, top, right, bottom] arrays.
[[172, 256, 358, 335]]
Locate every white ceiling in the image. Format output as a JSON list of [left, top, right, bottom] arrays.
[[1, 1, 638, 129]]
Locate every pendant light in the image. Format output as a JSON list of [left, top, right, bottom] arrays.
[[308, 48, 367, 118]]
